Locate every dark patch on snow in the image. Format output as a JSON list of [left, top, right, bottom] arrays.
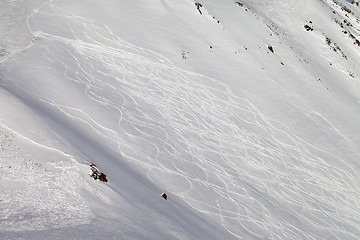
[[235, 2, 244, 7], [235, 1, 251, 12], [325, 37, 348, 59], [267, 45, 274, 53], [304, 24, 314, 31], [332, 17, 360, 47], [181, 50, 189, 59], [195, 2, 203, 15], [90, 163, 108, 182]]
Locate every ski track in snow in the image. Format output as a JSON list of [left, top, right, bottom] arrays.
[[4, 2, 360, 239]]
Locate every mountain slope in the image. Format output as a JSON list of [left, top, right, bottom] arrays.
[[1, 0, 360, 239]]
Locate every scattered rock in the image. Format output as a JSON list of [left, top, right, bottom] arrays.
[[181, 50, 189, 60], [212, 16, 220, 24], [325, 37, 347, 59], [325, 37, 332, 45], [341, 5, 352, 14], [304, 24, 314, 31]]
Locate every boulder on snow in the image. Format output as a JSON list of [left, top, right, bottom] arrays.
[[90, 163, 108, 182]]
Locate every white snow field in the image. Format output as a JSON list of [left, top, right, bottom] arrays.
[[1, 0, 360, 239]]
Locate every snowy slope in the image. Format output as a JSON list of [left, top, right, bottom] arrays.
[[1, 0, 360, 239]]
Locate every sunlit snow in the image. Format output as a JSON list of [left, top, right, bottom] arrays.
[[1, 0, 360, 239]]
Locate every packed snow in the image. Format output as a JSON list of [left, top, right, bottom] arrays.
[[1, 0, 360, 239]]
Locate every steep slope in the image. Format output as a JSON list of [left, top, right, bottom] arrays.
[[1, 0, 360, 239]]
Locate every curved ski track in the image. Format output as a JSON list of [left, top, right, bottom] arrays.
[[8, 3, 360, 239]]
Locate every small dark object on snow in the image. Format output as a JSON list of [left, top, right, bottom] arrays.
[[268, 45, 274, 53], [161, 193, 167, 200], [195, 2, 203, 15], [304, 24, 314, 31], [236, 2, 244, 7], [90, 163, 108, 183]]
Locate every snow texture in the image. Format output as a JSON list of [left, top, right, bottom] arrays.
[[1, 0, 360, 239]]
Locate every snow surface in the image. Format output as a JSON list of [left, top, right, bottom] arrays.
[[1, 0, 360, 239]]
